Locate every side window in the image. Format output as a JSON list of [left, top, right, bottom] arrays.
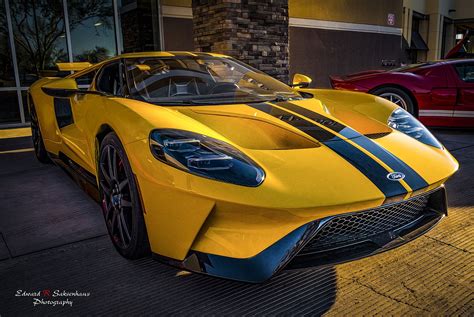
[[75, 70, 97, 90], [454, 63, 474, 83], [97, 62, 123, 95]]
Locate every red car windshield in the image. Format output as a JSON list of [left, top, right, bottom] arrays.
[[391, 62, 435, 72]]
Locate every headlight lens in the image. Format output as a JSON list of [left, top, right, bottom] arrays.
[[150, 129, 265, 186], [388, 108, 442, 148]]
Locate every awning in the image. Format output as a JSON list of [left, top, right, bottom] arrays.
[[410, 31, 428, 50]]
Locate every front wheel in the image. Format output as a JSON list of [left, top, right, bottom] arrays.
[[372, 87, 415, 115], [98, 132, 150, 259]]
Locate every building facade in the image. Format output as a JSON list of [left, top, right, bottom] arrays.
[[1, 0, 472, 127], [403, 0, 474, 63], [0, 0, 123, 127], [160, 0, 405, 87]]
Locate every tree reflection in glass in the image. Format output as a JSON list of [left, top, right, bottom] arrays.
[[0, 0, 16, 88], [8, 0, 115, 86], [68, 0, 115, 63]]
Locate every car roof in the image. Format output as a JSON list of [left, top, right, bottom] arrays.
[[117, 51, 230, 59], [68, 51, 231, 78], [441, 58, 474, 65]]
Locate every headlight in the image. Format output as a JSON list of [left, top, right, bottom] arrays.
[[150, 129, 265, 187], [388, 108, 442, 149]]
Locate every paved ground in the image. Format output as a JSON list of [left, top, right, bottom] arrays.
[[0, 128, 472, 316]]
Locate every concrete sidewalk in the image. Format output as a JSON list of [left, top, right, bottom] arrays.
[[0, 129, 472, 316]]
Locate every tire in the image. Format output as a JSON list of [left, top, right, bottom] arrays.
[[371, 87, 416, 115], [98, 132, 150, 259], [30, 102, 52, 164]]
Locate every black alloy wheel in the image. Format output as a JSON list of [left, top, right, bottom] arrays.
[[30, 101, 52, 164], [98, 132, 150, 259]]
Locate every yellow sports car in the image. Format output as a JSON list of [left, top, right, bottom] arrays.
[[29, 52, 458, 283]]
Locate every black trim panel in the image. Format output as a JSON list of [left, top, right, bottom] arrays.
[[48, 152, 100, 203], [54, 98, 74, 128]]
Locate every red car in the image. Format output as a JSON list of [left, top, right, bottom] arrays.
[[330, 59, 474, 127]]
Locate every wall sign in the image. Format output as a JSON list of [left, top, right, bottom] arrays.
[[387, 13, 396, 26]]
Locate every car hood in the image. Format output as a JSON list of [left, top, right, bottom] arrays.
[[121, 94, 457, 208], [172, 95, 457, 199], [178, 97, 392, 150]]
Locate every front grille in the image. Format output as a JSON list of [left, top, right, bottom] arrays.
[[301, 194, 430, 254]]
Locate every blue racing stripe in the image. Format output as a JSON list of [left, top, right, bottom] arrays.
[[348, 134, 428, 191], [336, 127, 428, 191], [277, 102, 429, 192], [323, 136, 408, 197], [247, 103, 408, 197]]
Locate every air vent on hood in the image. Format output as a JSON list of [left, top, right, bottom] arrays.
[[183, 112, 320, 150]]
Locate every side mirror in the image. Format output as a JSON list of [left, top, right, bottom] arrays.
[[291, 73, 312, 88], [41, 78, 104, 97]]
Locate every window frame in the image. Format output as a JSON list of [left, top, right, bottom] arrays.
[[452, 62, 474, 84], [74, 69, 98, 90], [94, 59, 127, 97]]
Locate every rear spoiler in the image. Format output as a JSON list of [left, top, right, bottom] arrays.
[[56, 62, 93, 71]]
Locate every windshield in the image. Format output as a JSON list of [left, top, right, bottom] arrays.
[[125, 56, 302, 105], [391, 62, 434, 72]]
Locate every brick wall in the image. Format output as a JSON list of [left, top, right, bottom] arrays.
[[192, 0, 289, 83]]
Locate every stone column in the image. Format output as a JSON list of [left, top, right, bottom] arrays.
[[192, 0, 289, 83]]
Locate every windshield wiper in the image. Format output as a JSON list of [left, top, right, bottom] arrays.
[[180, 98, 269, 105], [150, 93, 302, 106], [265, 94, 304, 103], [152, 100, 203, 105]]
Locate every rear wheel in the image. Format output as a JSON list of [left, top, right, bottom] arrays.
[[372, 87, 415, 115], [98, 132, 150, 259], [30, 102, 52, 164]]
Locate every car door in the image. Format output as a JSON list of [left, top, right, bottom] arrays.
[[450, 61, 474, 127], [59, 61, 124, 174], [416, 64, 457, 127]]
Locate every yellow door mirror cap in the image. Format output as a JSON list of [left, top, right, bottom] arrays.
[[292, 73, 312, 88]]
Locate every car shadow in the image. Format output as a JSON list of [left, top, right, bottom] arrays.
[[137, 262, 338, 315]]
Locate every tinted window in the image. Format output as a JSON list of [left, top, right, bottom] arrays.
[[68, 0, 117, 62], [0, 0, 15, 88], [75, 70, 97, 90], [391, 62, 434, 72], [9, 0, 69, 86], [125, 56, 301, 105], [97, 63, 122, 95], [454, 63, 474, 83]]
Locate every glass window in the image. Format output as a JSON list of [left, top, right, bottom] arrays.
[[97, 62, 122, 95], [125, 56, 302, 105], [9, 0, 69, 86], [0, 91, 21, 124], [0, 0, 16, 88], [454, 63, 474, 83], [75, 70, 97, 90], [67, 0, 116, 63], [21, 90, 30, 122]]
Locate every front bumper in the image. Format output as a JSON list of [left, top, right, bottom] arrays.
[[153, 186, 447, 283]]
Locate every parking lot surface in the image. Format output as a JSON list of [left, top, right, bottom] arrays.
[[0, 128, 472, 316]]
